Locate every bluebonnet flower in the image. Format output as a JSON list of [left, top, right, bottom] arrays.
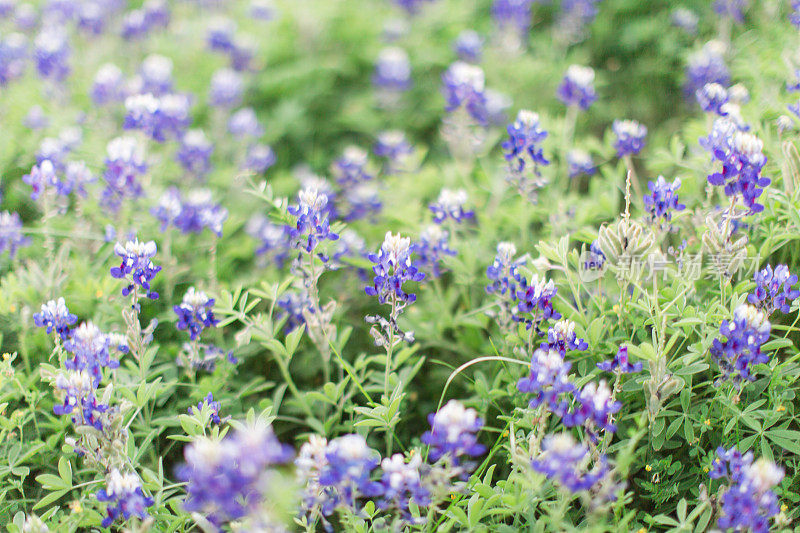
[[228, 107, 263, 138], [484, 88, 512, 126], [567, 149, 595, 178], [174, 287, 218, 341], [563, 379, 621, 434], [378, 453, 430, 520], [503, 110, 549, 176], [317, 434, 382, 514], [179, 343, 237, 372], [513, 273, 560, 328], [124, 93, 192, 142], [250, 0, 275, 20], [612, 119, 647, 157], [34, 28, 70, 81], [296, 435, 331, 519], [14, 4, 37, 30], [209, 68, 243, 107], [177, 421, 292, 528], [491, 0, 534, 42], [52, 369, 107, 430], [207, 17, 237, 52], [138, 54, 173, 95], [710, 304, 771, 388], [792, 0, 800, 28], [373, 47, 411, 91], [227, 35, 256, 72], [242, 143, 275, 174], [76, 1, 108, 35], [101, 136, 147, 212], [597, 346, 642, 374], [532, 433, 609, 492], [110, 239, 161, 300], [556, 0, 601, 43], [557, 65, 596, 110], [584, 240, 606, 270], [277, 290, 313, 332], [33, 298, 77, 340], [0, 211, 29, 259], [713, 0, 746, 23], [176, 130, 214, 178], [429, 188, 474, 224], [393, 0, 435, 13], [374, 130, 413, 174], [709, 447, 783, 533], [341, 183, 382, 222], [748, 264, 799, 315], [672, 7, 699, 34], [96, 469, 154, 528], [517, 348, 574, 410], [453, 30, 483, 63], [143, 0, 170, 29], [245, 215, 292, 267], [121, 9, 149, 40], [412, 225, 456, 278], [62, 161, 94, 197], [0, 33, 28, 86], [542, 320, 588, 354], [22, 160, 62, 200], [702, 122, 770, 213], [24, 106, 48, 130], [486, 242, 523, 296], [365, 232, 425, 304], [37, 136, 72, 170], [422, 400, 485, 467], [152, 188, 228, 237], [287, 187, 339, 254], [685, 42, 730, 98], [189, 393, 223, 425], [643, 176, 685, 226], [63, 322, 120, 387], [441, 61, 487, 124], [696, 82, 729, 115], [332, 146, 373, 186]]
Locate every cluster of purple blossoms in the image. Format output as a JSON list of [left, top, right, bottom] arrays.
[[53, 368, 108, 431], [137, 54, 174, 96], [748, 264, 799, 315], [453, 30, 483, 63], [685, 42, 730, 98], [151, 188, 228, 237], [713, 0, 746, 23], [696, 82, 729, 116], [33, 297, 77, 340], [429, 188, 474, 224], [567, 149, 596, 178], [710, 304, 771, 388], [486, 242, 523, 297], [277, 289, 313, 333], [597, 346, 642, 374], [91, 63, 126, 105], [124, 92, 192, 142], [585, 240, 606, 270], [101, 136, 147, 212], [110, 239, 161, 300], [96, 469, 154, 528], [245, 215, 292, 267], [287, 187, 339, 255], [513, 273, 561, 329], [228, 107, 263, 138], [0, 33, 27, 87], [421, 400, 485, 467], [177, 422, 293, 528], [672, 7, 699, 35], [791, 0, 800, 28], [374, 130, 413, 174], [378, 453, 430, 521], [542, 319, 588, 354], [242, 143, 276, 174], [373, 47, 411, 91], [517, 347, 574, 410], [556, 0, 601, 43], [612, 119, 647, 157], [332, 146, 373, 187], [317, 434, 383, 514], [702, 120, 770, 213], [563, 380, 621, 434], [342, 184, 382, 222], [502, 109, 549, 176], [188, 392, 223, 425], [174, 287, 218, 341], [709, 447, 783, 532], [208, 67, 243, 107], [441, 61, 487, 124], [176, 129, 214, 178], [532, 433, 610, 493], [557, 65, 596, 110], [24, 106, 48, 130], [365, 232, 425, 304], [393, 0, 436, 14], [206, 17, 237, 53], [491, 0, 534, 41], [0, 211, 29, 259], [34, 28, 70, 81], [22, 159, 61, 200], [412, 225, 456, 278], [643, 176, 685, 226]]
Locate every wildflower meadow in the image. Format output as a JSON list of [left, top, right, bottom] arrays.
[[3, 0, 800, 531]]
